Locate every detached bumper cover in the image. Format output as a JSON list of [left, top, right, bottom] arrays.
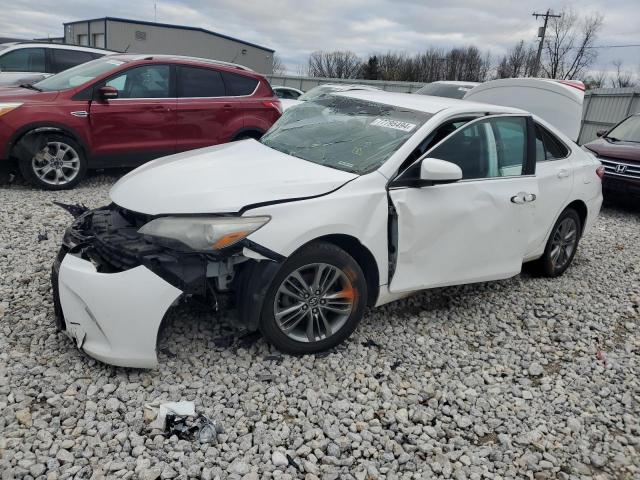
[[57, 254, 182, 368]]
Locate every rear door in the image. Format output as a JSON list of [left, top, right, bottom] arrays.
[[389, 115, 538, 292], [175, 65, 242, 152], [88, 64, 177, 165], [525, 123, 574, 254]]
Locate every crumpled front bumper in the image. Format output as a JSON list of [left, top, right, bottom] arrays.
[[54, 253, 182, 368]]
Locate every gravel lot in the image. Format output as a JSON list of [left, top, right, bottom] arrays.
[[1, 173, 639, 480]]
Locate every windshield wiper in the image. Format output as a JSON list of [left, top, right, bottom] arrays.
[[20, 83, 42, 92]]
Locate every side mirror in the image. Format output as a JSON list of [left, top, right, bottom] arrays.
[[420, 157, 462, 184], [596, 129, 607, 137], [99, 85, 118, 100]]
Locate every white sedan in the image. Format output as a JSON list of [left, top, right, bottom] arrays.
[[53, 87, 603, 367]]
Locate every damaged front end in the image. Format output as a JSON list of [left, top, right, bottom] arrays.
[[52, 204, 283, 368]]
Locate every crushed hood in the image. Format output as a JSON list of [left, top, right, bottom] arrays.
[[110, 140, 358, 215]]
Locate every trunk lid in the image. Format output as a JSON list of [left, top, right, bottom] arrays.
[[464, 78, 584, 141]]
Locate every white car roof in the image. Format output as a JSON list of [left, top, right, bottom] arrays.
[[336, 90, 526, 116], [0, 42, 111, 54]]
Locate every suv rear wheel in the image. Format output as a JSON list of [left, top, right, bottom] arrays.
[[259, 242, 367, 354], [18, 134, 87, 190]]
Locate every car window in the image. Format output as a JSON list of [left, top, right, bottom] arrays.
[[221, 72, 258, 96], [106, 65, 171, 99], [276, 89, 298, 100], [607, 115, 640, 143], [0, 48, 45, 72], [414, 83, 475, 99], [535, 124, 569, 161], [52, 49, 98, 73], [178, 66, 225, 97], [428, 117, 527, 179]]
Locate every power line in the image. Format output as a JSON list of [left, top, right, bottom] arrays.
[[581, 44, 640, 49]]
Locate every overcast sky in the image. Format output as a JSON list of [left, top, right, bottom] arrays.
[[2, 0, 638, 76]]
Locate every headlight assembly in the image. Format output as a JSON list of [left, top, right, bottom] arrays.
[[0, 103, 22, 117], [138, 216, 270, 251]]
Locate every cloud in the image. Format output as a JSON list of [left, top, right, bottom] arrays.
[[1, 0, 638, 76]]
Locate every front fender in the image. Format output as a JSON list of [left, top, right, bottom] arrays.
[[244, 173, 390, 285]]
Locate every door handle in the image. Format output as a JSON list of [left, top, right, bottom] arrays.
[[557, 169, 570, 179], [511, 192, 527, 204], [222, 104, 234, 110], [511, 192, 536, 204], [149, 105, 169, 112]]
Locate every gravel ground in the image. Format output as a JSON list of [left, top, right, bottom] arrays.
[[0, 173, 639, 480]]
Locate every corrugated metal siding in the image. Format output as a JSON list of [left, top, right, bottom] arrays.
[[266, 75, 426, 93], [578, 88, 640, 144], [64, 20, 273, 73], [105, 20, 273, 74]]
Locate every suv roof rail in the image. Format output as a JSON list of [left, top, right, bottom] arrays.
[[139, 55, 254, 71]]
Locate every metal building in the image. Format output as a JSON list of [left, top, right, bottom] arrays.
[[63, 17, 275, 74]]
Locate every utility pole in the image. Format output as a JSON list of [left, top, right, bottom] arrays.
[[532, 9, 561, 76]]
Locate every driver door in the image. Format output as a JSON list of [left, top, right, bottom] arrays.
[[88, 64, 177, 166], [389, 115, 538, 293]]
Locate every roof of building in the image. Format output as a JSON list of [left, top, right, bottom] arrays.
[[63, 17, 275, 53]]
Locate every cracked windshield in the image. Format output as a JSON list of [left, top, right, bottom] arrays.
[[261, 95, 432, 174]]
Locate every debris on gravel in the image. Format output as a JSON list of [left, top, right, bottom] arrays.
[[1, 174, 639, 478]]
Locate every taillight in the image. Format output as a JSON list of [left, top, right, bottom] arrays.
[[263, 100, 282, 115], [596, 166, 605, 179]]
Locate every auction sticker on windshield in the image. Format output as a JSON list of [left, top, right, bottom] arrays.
[[371, 118, 417, 132]]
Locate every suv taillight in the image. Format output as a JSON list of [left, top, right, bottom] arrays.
[[263, 100, 282, 115], [596, 166, 605, 179]]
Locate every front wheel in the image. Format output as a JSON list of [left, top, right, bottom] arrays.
[[259, 242, 367, 354], [537, 208, 582, 277], [18, 134, 87, 190]]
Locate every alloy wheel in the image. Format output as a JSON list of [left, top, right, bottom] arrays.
[[550, 217, 578, 271], [273, 263, 355, 343], [31, 141, 81, 186]]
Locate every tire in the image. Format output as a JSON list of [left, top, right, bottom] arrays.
[[536, 208, 582, 277], [232, 131, 262, 141], [259, 242, 367, 354], [18, 133, 87, 190]]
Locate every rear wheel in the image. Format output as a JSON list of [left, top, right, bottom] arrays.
[[18, 134, 87, 190], [537, 208, 581, 277], [259, 242, 367, 354]]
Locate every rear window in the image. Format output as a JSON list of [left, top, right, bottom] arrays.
[[52, 49, 99, 73], [222, 72, 259, 96], [535, 124, 569, 161], [178, 66, 225, 97], [414, 83, 475, 99]]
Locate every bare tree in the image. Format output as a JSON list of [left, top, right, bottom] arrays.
[[307, 50, 362, 78], [542, 8, 603, 79], [496, 41, 538, 78], [361, 47, 491, 83], [583, 70, 608, 89], [611, 59, 636, 88], [271, 55, 286, 75]]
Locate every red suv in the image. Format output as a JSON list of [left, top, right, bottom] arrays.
[[0, 55, 282, 189]]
